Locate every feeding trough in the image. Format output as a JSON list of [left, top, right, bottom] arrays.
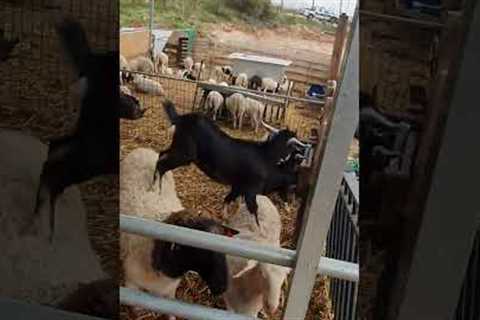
[[228, 53, 292, 82]]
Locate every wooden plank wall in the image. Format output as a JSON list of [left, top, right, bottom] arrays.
[[192, 38, 331, 84], [120, 30, 149, 59]]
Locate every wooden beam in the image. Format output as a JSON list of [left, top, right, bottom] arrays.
[[330, 14, 349, 80], [396, 2, 480, 318], [282, 13, 359, 320]]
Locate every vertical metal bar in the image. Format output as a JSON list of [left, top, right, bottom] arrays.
[[148, 0, 155, 58], [282, 13, 358, 319]]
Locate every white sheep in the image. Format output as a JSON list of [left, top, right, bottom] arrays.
[[132, 75, 164, 96], [129, 56, 155, 74], [120, 148, 182, 319], [277, 76, 290, 95], [223, 195, 290, 318], [120, 85, 132, 96], [192, 62, 206, 79], [154, 52, 169, 73], [244, 97, 265, 133], [160, 65, 174, 76], [326, 80, 337, 96], [214, 65, 232, 83], [225, 93, 246, 130], [261, 77, 278, 93], [206, 91, 224, 121], [183, 56, 194, 71], [120, 54, 130, 85], [234, 73, 248, 88], [120, 148, 234, 320]]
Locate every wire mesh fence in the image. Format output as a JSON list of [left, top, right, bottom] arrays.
[[0, 0, 119, 280], [122, 69, 327, 140]]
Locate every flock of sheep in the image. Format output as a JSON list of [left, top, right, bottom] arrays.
[[118, 50, 316, 319], [118, 50, 300, 134]]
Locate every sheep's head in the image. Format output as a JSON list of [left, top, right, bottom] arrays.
[[151, 210, 239, 295]]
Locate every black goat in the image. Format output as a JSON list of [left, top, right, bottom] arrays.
[[261, 148, 305, 202], [153, 100, 307, 224], [119, 91, 146, 120], [360, 90, 411, 192], [29, 17, 136, 241], [248, 75, 263, 91]]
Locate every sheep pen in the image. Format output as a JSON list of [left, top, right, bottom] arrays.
[[119, 76, 336, 320]]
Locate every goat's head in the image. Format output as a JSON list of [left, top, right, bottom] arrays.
[[152, 211, 239, 295], [119, 91, 145, 120], [261, 121, 311, 158]]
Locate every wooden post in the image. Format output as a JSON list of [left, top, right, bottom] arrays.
[[330, 14, 348, 81], [282, 14, 359, 320]]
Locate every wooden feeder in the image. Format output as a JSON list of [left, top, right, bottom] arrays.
[[228, 53, 292, 82]]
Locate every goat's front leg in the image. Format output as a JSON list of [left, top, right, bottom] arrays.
[[244, 192, 259, 226], [150, 150, 169, 192], [152, 149, 193, 194]]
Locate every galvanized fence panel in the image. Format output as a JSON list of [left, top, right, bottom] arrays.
[[326, 172, 359, 320]]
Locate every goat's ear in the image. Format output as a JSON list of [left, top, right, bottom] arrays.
[[219, 225, 240, 237]]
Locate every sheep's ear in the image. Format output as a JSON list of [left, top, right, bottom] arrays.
[[219, 225, 240, 237]]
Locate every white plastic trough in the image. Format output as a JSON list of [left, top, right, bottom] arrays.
[[228, 53, 292, 82]]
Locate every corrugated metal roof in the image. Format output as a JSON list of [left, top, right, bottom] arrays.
[[228, 53, 292, 66]]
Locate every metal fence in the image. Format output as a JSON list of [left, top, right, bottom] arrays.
[[122, 69, 326, 138], [455, 222, 480, 320], [326, 171, 359, 320]]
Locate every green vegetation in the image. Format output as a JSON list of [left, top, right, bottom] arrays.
[[120, 0, 330, 31]]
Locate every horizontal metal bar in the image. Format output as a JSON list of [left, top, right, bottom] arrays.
[[198, 82, 326, 105], [120, 215, 359, 282], [120, 287, 257, 320]]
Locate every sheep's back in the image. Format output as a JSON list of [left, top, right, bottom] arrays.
[[120, 148, 183, 260], [228, 195, 281, 246], [120, 148, 183, 219]]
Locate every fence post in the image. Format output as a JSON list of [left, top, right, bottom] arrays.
[[282, 13, 359, 320], [148, 0, 155, 58], [330, 13, 348, 80]]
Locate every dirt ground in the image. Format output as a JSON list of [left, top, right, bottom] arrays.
[[119, 76, 334, 320], [201, 23, 335, 64]]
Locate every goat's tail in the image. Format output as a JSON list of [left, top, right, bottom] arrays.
[[163, 99, 179, 125]]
